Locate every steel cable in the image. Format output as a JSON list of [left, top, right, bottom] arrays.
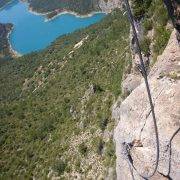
[[123, 0, 160, 179]]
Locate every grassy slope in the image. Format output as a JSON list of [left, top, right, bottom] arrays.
[[0, 10, 130, 178]]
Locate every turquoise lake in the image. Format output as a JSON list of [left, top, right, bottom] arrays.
[[0, 0, 105, 54]]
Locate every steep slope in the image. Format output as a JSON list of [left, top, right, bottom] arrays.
[[113, 29, 180, 180], [130, 0, 171, 62], [0, 10, 131, 178]]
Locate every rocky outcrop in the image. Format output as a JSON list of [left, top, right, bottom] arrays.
[[122, 73, 142, 95], [99, 0, 122, 13], [113, 29, 180, 180]]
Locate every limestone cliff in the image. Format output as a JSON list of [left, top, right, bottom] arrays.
[[113, 29, 180, 180]]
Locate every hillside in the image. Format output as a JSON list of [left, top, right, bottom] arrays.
[[26, 0, 121, 19], [27, 0, 100, 18], [0, 23, 13, 59], [0, 10, 130, 178], [0, 0, 179, 179]]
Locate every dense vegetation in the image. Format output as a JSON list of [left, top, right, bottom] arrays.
[[0, 23, 13, 59], [0, 10, 131, 178], [0, 0, 13, 8], [132, 0, 171, 62], [27, 0, 100, 16]]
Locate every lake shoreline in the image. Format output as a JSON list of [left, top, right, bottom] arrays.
[[45, 11, 107, 22], [1, 0, 106, 55], [27, 4, 107, 22], [7, 26, 21, 57]]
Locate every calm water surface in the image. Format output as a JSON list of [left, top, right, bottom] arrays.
[[0, 0, 105, 54]]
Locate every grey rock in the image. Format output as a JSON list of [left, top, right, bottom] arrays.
[[99, 0, 122, 13], [122, 74, 142, 95], [113, 29, 180, 180]]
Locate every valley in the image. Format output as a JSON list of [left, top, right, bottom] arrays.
[[0, 0, 105, 56], [0, 0, 179, 179], [0, 10, 130, 178]]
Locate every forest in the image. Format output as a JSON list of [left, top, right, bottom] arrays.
[[0, 10, 131, 178], [27, 0, 100, 15]]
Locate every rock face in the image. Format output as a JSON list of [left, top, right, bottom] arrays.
[[122, 73, 142, 95], [113, 29, 180, 180]]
